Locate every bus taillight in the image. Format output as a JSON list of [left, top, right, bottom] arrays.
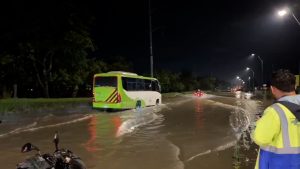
[[117, 93, 122, 103]]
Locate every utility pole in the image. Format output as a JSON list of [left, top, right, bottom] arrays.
[[251, 53, 263, 86], [148, 0, 154, 77]]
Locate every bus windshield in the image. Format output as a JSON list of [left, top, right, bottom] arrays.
[[94, 76, 117, 87]]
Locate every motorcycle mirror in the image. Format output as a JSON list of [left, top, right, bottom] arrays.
[[21, 143, 40, 153], [53, 131, 59, 151]]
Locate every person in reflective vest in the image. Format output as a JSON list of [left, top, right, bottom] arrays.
[[252, 69, 300, 169]]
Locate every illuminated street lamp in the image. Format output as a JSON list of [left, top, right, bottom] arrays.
[[277, 8, 300, 27], [250, 53, 264, 85], [277, 8, 300, 78], [278, 9, 288, 17]]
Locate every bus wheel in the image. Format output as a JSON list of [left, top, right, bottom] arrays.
[[136, 100, 141, 109]]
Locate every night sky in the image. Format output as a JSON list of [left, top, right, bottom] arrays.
[[2, 0, 300, 83], [91, 0, 300, 83]]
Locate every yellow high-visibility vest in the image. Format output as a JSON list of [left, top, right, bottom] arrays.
[[252, 103, 300, 169]]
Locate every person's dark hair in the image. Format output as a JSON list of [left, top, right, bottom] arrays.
[[271, 69, 295, 92]]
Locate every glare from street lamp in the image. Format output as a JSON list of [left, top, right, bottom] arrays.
[[246, 67, 250, 71], [278, 10, 288, 17], [276, 7, 300, 27], [236, 76, 240, 79]]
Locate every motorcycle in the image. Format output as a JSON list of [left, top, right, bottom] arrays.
[[16, 131, 86, 169]]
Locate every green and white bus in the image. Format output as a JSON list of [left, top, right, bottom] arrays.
[[92, 71, 161, 110]]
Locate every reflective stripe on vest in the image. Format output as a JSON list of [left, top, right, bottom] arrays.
[[261, 103, 300, 154]]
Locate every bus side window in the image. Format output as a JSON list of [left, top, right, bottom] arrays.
[[122, 77, 136, 91], [123, 78, 158, 92], [145, 80, 152, 91], [136, 79, 145, 91], [127, 78, 136, 91]]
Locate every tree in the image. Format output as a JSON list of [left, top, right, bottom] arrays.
[[156, 70, 171, 92], [155, 70, 185, 93], [0, 0, 96, 97], [0, 54, 14, 98], [55, 30, 95, 97], [197, 76, 217, 90], [85, 59, 108, 84], [169, 72, 185, 92], [106, 56, 133, 72], [180, 70, 197, 91], [0, 48, 31, 98]]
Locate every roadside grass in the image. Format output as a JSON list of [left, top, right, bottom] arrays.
[[0, 98, 91, 113]]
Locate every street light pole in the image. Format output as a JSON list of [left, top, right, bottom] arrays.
[[246, 67, 255, 91], [248, 76, 251, 91], [251, 53, 264, 85], [236, 76, 240, 88], [277, 8, 300, 80], [148, 0, 154, 77], [291, 12, 300, 26], [257, 55, 263, 85]]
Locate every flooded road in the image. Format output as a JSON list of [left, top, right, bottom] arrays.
[[0, 94, 263, 169]]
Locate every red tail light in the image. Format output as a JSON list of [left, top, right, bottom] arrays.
[[117, 93, 122, 103]]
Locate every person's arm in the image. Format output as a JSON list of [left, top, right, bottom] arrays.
[[252, 106, 280, 146]]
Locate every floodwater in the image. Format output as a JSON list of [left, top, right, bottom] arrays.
[[0, 93, 264, 169]]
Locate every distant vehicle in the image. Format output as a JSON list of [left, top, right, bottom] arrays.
[[194, 89, 205, 97], [92, 71, 161, 110]]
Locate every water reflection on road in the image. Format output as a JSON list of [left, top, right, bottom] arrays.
[[0, 94, 263, 169]]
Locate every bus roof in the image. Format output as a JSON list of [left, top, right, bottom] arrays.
[[94, 71, 158, 80]]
